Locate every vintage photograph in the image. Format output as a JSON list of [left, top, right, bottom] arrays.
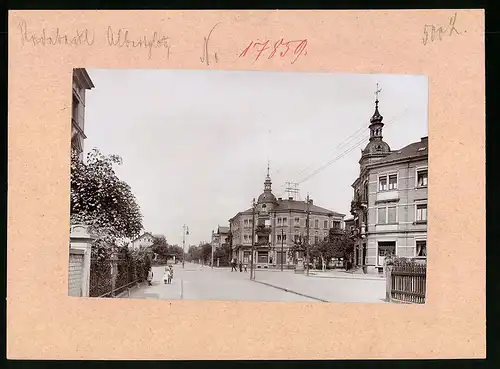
[[68, 68, 428, 303]]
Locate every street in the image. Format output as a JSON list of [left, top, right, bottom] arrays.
[[125, 263, 386, 303]]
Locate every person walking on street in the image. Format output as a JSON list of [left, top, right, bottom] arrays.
[[163, 267, 170, 284], [168, 265, 174, 284], [239, 261, 243, 272], [147, 268, 153, 286], [231, 258, 237, 272], [244, 264, 247, 272]]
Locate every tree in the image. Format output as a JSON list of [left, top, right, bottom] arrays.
[[151, 236, 169, 260], [70, 148, 143, 240], [186, 245, 201, 261], [168, 245, 184, 261], [328, 228, 354, 267], [200, 243, 212, 264]]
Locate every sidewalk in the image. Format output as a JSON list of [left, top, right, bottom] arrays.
[[308, 269, 384, 281], [253, 270, 386, 303]]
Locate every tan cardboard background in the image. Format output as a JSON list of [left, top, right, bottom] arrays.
[[7, 10, 485, 359]]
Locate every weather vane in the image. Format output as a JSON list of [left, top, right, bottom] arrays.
[[375, 83, 382, 102]]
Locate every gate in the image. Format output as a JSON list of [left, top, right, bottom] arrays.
[[69, 250, 85, 297]]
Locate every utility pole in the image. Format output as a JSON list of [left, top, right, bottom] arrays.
[[211, 231, 214, 269], [250, 198, 256, 280], [306, 194, 310, 277], [182, 224, 189, 269], [281, 228, 284, 272]]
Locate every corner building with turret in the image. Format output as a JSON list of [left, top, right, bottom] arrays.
[[349, 95, 428, 273], [229, 169, 345, 268]]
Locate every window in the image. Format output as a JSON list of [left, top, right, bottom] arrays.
[[416, 240, 427, 257], [278, 234, 287, 242], [244, 219, 248, 226], [379, 176, 387, 191], [332, 221, 340, 229], [315, 219, 319, 228], [387, 206, 397, 223], [294, 234, 300, 242], [277, 218, 282, 225], [323, 220, 328, 229], [417, 169, 428, 187], [277, 234, 281, 242], [244, 235, 248, 241], [416, 203, 427, 223], [315, 236, 319, 244], [377, 206, 398, 224], [379, 173, 398, 191], [377, 207, 386, 224], [294, 217, 300, 226], [72, 95, 79, 121], [388, 174, 398, 190], [283, 217, 288, 225]]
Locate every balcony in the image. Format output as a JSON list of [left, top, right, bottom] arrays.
[[376, 190, 399, 202]]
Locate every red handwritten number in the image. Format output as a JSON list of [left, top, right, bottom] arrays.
[[292, 39, 307, 64], [239, 38, 308, 63], [239, 41, 254, 58], [268, 39, 283, 59], [254, 41, 270, 61]]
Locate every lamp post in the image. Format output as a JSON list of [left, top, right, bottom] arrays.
[[306, 194, 311, 277], [250, 198, 256, 280], [182, 225, 189, 268], [281, 228, 284, 272]]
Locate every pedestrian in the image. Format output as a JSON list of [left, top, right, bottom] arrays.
[[244, 264, 247, 272], [163, 267, 170, 284], [239, 261, 243, 272], [230, 259, 236, 272], [168, 265, 174, 284], [147, 268, 153, 286]]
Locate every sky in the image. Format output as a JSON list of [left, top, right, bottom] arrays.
[[84, 69, 428, 247]]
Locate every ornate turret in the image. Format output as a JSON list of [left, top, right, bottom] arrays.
[[257, 162, 278, 208], [360, 84, 391, 165]]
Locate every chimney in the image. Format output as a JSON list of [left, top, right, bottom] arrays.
[[278, 197, 282, 201], [288, 197, 293, 200]]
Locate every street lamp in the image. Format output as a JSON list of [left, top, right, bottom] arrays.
[[182, 225, 189, 268], [250, 198, 256, 280]]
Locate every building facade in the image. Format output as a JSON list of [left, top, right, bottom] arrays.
[[68, 68, 95, 297], [350, 96, 428, 273], [229, 169, 345, 268], [71, 68, 95, 161], [130, 232, 165, 250], [211, 226, 229, 250]]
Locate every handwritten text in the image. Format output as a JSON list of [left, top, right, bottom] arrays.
[[200, 23, 221, 66], [106, 26, 171, 59], [422, 12, 461, 46], [239, 38, 308, 64], [18, 19, 95, 47]]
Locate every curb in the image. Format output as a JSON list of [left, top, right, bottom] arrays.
[[308, 274, 384, 281], [251, 279, 328, 302]]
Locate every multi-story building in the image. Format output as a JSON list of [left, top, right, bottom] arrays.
[[229, 168, 345, 268], [130, 232, 166, 250], [71, 68, 95, 161], [211, 226, 229, 250], [350, 95, 428, 273]]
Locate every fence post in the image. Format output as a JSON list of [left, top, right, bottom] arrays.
[[385, 264, 392, 302], [110, 254, 118, 297]]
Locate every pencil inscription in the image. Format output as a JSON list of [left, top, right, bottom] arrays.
[[18, 19, 95, 47], [422, 13, 461, 46]]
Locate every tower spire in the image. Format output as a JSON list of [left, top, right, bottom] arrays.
[[267, 159, 270, 177]]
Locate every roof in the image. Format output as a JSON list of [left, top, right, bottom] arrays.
[[217, 226, 229, 234], [131, 232, 153, 242], [371, 137, 428, 166], [275, 199, 345, 217], [231, 199, 345, 219]]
